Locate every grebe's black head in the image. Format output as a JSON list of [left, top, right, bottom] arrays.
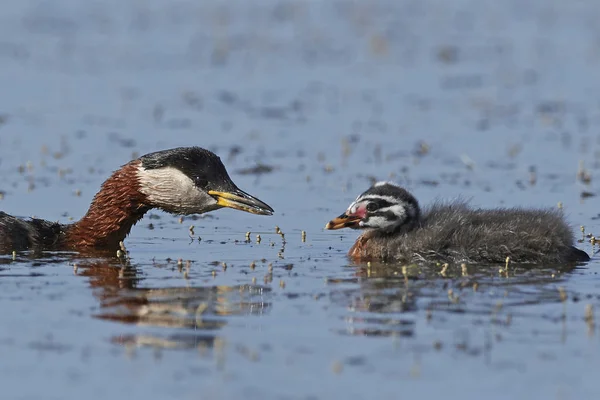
[[136, 147, 273, 216], [325, 181, 420, 233]]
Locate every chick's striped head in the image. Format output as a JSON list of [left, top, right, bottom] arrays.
[[326, 182, 420, 233]]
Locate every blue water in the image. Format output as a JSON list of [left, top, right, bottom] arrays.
[[0, 0, 599, 399]]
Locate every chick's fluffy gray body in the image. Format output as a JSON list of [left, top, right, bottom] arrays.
[[352, 201, 588, 264]]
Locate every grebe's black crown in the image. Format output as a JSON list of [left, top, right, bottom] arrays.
[[137, 147, 274, 216], [140, 147, 233, 192]]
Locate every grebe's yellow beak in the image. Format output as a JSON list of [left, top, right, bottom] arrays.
[[208, 189, 274, 216]]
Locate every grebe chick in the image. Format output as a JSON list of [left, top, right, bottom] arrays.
[[0, 147, 273, 253], [325, 182, 590, 264]]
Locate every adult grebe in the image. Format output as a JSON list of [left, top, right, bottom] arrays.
[[325, 182, 590, 264], [0, 147, 273, 253]]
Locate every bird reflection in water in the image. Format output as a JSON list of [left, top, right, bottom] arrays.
[[74, 258, 272, 350], [328, 261, 579, 339]]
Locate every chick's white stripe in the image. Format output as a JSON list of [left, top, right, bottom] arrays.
[[355, 194, 402, 204], [373, 181, 401, 188], [377, 204, 406, 215]]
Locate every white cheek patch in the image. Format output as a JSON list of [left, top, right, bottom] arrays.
[[136, 166, 218, 213]]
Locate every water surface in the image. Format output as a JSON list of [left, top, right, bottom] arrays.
[[1, 0, 600, 399]]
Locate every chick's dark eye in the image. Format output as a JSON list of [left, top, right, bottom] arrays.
[[366, 202, 377, 212]]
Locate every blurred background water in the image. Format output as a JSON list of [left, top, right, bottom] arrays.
[[0, 0, 600, 399]]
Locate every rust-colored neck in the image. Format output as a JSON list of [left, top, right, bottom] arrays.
[[64, 161, 150, 251]]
